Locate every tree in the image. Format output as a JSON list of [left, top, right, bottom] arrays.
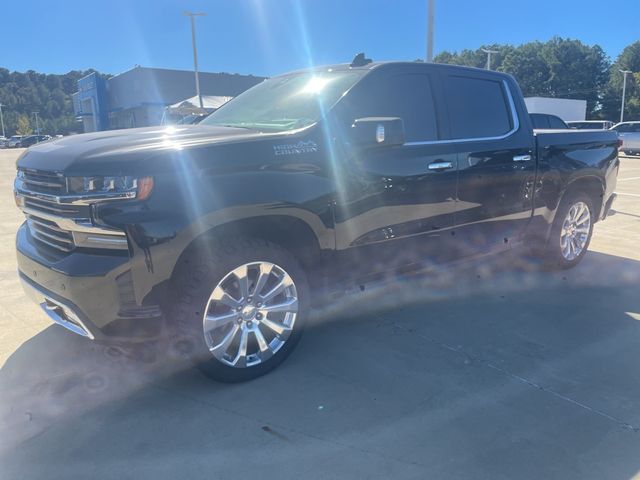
[[16, 115, 32, 135], [436, 38, 611, 117], [599, 41, 640, 121], [538, 38, 609, 115], [499, 42, 550, 96], [0, 68, 109, 136], [435, 44, 514, 71]]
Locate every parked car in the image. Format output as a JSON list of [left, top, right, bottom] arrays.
[[7, 135, 24, 148], [0, 136, 7, 148], [18, 135, 51, 148], [611, 121, 640, 155], [568, 120, 615, 130], [14, 60, 620, 382], [530, 113, 569, 129]]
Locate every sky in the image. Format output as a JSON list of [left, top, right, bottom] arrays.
[[3, 0, 638, 77]]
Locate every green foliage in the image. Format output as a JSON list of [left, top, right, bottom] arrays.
[[435, 37, 611, 118], [599, 41, 640, 120], [435, 44, 515, 71], [15, 115, 32, 135], [499, 42, 550, 96], [0, 69, 108, 136]]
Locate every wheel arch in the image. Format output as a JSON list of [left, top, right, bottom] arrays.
[[169, 214, 327, 286], [561, 175, 605, 220]]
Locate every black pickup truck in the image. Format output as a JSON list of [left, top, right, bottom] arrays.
[[14, 60, 619, 381]]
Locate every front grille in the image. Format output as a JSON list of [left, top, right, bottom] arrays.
[[23, 196, 87, 218], [18, 168, 66, 194], [26, 215, 75, 252], [17, 168, 128, 254]]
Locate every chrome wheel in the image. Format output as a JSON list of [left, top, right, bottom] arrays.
[[560, 201, 591, 261], [202, 262, 299, 368]]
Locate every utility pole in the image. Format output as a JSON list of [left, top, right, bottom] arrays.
[[33, 111, 40, 135], [184, 11, 206, 109], [482, 48, 499, 70], [426, 0, 435, 62], [620, 69, 632, 123], [0, 103, 5, 138]]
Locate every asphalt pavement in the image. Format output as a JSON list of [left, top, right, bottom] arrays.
[[1, 147, 640, 479]]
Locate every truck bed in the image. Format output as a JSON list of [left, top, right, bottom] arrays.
[[534, 128, 619, 221]]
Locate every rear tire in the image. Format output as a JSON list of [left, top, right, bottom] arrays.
[[168, 237, 309, 383], [545, 192, 594, 269]]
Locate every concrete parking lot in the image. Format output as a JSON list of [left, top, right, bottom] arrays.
[[1, 147, 640, 479]]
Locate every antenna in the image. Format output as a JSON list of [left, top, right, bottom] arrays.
[[350, 53, 372, 67]]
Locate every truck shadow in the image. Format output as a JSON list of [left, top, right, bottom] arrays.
[[2, 250, 640, 478]]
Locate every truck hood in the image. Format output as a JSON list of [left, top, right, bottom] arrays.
[[16, 125, 275, 174]]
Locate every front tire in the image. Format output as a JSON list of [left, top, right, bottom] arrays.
[[545, 193, 594, 269], [169, 237, 309, 382]]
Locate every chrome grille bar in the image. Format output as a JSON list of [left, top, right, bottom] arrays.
[[23, 197, 84, 217], [26, 215, 69, 233], [26, 215, 75, 252], [30, 230, 75, 252], [18, 168, 66, 194]]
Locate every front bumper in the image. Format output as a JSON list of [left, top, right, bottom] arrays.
[[21, 274, 95, 339], [17, 223, 164, 342]]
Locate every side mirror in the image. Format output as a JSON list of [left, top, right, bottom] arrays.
[[351, 117, 405, 147]]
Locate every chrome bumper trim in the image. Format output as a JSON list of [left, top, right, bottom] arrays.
[[20, 277, 95, 339], [20, 205, 126, 236]]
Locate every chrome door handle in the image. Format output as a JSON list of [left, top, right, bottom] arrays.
[[428, 161, 453, 171], [513, 154, 532, 162]]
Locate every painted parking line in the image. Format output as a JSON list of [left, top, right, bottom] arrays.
[[618, 176, 640, 182]]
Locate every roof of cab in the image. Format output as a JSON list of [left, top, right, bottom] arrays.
[[280, 61, 514, 81]]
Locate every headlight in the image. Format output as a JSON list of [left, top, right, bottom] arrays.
[[67, 176, 154, 200]]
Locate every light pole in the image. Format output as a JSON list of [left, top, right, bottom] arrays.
[[0, 103, 5, 138], [426, 0, 435, 62], [620, 69, 632, 123], [184, 11, 206, 109], [33, 111, 40, 135], [482, 48, 499, 70]]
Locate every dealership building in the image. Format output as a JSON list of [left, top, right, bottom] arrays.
[[72, 66, 265, 132]]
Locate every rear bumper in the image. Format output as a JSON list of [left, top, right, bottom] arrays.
[[17, 223, 164, 343]]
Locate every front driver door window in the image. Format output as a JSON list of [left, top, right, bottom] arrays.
[[333, 68, 460, 271]]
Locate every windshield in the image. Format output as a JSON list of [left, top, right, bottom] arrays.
[[201, 71, 364, 132]]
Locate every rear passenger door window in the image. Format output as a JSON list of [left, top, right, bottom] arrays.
[[444, 75, 513, 139]]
